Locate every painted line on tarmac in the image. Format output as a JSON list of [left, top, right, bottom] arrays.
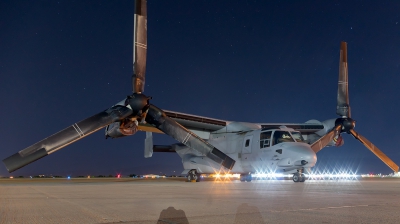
[[271, 204, 369, 213]]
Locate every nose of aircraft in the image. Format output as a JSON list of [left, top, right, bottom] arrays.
[[286, 143, 317, 167]]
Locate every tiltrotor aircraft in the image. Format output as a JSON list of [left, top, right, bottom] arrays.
[[3, 0, 398, 182]]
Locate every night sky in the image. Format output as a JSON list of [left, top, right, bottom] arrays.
[[1, 1, 399, 177]]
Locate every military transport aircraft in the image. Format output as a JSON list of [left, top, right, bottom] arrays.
[[3, 0, 398, 182]]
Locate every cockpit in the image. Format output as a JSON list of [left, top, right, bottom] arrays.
[[259, 128, 305, 149]]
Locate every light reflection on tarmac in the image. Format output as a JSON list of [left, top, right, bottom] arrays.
[[1, 178, 400, 223]]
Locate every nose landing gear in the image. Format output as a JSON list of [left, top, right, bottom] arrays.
[[293, 169, 306, 183]]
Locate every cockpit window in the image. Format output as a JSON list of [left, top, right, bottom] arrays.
[[273, 131, 295, 145], [291, 131, 305, 142], [260, 131, 272, 148]]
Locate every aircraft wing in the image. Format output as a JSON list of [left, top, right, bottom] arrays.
[[139, 110, 324, 138], [259, 123, 324, 133], [138, 110, 228, 138]]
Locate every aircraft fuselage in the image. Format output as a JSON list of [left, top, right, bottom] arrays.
[[176, 126, 317, 175]]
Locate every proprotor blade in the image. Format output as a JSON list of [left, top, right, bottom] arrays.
[[336, 41, 351, 117], [350, 129, 399, 172], [310, 125, 342, 153], [145, 105, 236, 170], [132, 0, 147, 93], [2, 106, 132, 173]]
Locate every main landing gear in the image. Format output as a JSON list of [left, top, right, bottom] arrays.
[[187, 169, 201, 182], [292, 170, 306, 183], [240, 174, 252, 182]]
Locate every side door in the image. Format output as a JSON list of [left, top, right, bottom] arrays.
[[242, 135, 253, 154]]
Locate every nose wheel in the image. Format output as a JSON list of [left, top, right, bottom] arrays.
[[293, 170, 306, 183]]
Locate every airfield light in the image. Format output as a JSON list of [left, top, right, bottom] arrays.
[[117, 174, 121, 178], [250, 169, 359, 180], [306, 170, 358, 180], [211, 173, 240, 179], [252, 171, 288, 179], [67, 176, 71, 179], [209, 167, 240, 180]]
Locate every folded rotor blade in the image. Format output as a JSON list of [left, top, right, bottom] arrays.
[[350, 129, 399, 172], [145, 105, 235, 170], [3, 106, 132, 173], [336, 41, 351, 117], [310, 125, 342, 153], [132, 0, 147, 93]]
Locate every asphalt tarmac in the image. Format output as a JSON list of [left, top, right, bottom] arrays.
[[1, 177, 400, 224]]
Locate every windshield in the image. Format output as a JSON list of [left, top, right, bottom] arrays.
[[291, 131, 305, 142], [273, 131, 295, 145]]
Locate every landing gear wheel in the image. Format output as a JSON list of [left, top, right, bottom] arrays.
[[187, 170, 198, 182], [293, 173, 300, 182], [196, 173, 201, 182], [299, 174, 306, 182], [246, 174, 252, 182], [240, 174, 252, 182], [187, 174, 196, 182]]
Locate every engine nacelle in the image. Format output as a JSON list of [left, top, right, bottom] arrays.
[[305, 119, 344, 147], [105, 119, 138, 139]]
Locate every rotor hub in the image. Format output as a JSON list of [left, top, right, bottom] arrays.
[[126, 93, 151, 116], [335, 117, 355, 133]]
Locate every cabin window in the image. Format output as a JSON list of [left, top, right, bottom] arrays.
[[276, 149, 282, 154], [260, 131, 272, 148], [245, 139, 250, 147], [273, 131, 295, 145], [291, 131, 305, 142]]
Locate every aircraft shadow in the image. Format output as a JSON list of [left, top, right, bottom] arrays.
[[155, 203, 264, 224], [234, 203, 264, 224], [157, 206, 189, 224]]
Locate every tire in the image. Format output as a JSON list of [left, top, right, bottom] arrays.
[[195, 173, 201, 182], [293, 173, 299, 182], [246, 175, 252, 182], [299, 174, 306, 182], [187, 170, 198, 182]]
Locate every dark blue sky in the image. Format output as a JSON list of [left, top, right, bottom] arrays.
[[0, 1, 399, 177]]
